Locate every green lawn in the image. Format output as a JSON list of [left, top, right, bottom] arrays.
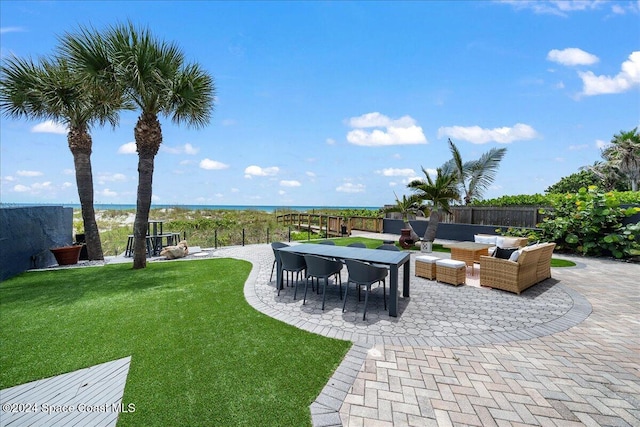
[[0, 259, 351, 426]]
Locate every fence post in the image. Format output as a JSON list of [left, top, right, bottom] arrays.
[[215, 229, 218, 249], [288, 226, 291, 242], [267, 228, 270, 243], [242, 228, 245, 246]]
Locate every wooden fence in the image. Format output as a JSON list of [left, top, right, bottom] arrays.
[[276, 214, 383, 236], [440, 206, 546, 228]]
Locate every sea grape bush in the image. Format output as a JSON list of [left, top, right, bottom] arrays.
[[472, 191, 640, 207], [537, 187, 640, 258]]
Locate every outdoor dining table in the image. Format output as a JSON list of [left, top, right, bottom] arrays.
[[276, 244, 411, 317]]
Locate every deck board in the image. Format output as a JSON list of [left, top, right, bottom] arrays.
[[0, 356, 131, 427]]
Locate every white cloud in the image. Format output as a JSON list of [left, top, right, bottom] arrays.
[[346, 112, 427, 146], [63, 169, 75, 175], [547, 48, 599, 66], [280, 180, 301, 187], [244, 165, 279, 178], [221, 119, 237, 126], [31, 120, 67, 135], [437, 123, 538, 144], [568, 144, 589, 151], [97, 173, 127, 185], [12, 181, 53, 194], [16, 170, 43, 177], [118, 142, 137, 154], [377, 168, 416, 177], [596, 139, 608, 149], [499, 0, 606, 16], [0, 27, 26, 34], [62, 182, 73, 188], [162, 143, 199, 155], [326, 138, 336, 145], [200, 158, 230, 170], [579, 51, 640, 96], [306, 171, 316, 178], [336, 182, 365, 193], [98, 188, 118, 197]]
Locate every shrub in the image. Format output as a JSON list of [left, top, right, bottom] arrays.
[[537, 186, 640, 258]]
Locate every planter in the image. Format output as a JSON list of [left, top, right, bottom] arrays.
[[398, 229, 415, 249], [420, 241, 433, 253], [50, 245, 82, 266]]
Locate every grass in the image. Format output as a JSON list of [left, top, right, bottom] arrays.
[[0, 259, 351, 426], [550, 258, 577, 267], [313, 237, 575, 266]]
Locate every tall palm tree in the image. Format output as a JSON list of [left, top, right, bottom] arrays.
[[407, 167, 460, 243], [0, 55, 123, 260], [62, 22, 216, 268], [602, 128, 640, 192], [442, 139, 507, 205]]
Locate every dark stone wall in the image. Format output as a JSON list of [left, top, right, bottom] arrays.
[[0, 206, 73, 281], [382, 219, 525, 241]]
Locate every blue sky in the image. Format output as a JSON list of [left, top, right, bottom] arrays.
[[1, 1, 639, 208]]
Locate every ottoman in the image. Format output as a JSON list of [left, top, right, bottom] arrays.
[[415, 255, 439, 280], [436, 259, 466, 286]]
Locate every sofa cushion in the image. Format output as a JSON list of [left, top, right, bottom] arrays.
[[474, 235, 497, 245], [499, 237, 521, 248]]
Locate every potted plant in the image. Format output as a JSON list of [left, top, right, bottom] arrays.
[[383, 193, 424, 249], [50, 244, 83, 265]]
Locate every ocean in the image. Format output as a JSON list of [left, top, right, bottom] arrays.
[[1, 203, 381, 214]]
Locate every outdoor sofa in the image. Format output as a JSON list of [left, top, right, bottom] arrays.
[[479, 242, 556, 294]]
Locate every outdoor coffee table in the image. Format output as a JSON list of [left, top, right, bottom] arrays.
[[443, 241, 494, 275]]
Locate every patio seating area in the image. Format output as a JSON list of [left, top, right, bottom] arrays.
[[2, 234, 638, 427], [223, 235, 639, 427]]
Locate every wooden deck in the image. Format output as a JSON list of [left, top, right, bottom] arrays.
[[0, 356, 131, 427]]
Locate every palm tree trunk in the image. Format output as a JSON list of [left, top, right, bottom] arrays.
[[423, 209, 440, 242], [132, 153, 154, 268], [68, 127, 103, 260], [132, 113, 162, 269]]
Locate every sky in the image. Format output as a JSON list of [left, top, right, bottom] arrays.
[[1, 0, 639, 208]]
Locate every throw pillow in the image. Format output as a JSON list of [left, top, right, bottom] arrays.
[[500, 237, 520, 248], [509, 249, 522, 262], [495, 247, 517, 259]]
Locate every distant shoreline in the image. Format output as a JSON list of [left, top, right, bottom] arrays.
[[1, 203, 382, 214]]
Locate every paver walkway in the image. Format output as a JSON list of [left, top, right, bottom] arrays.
[[218, 241, 640, 427]]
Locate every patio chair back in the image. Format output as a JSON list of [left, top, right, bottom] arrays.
[[376, 244, 400, 251], [343, 259, 388, 320], [303, 254, 343, 310], [347, 242, 366, 248], [270, 242, 289, 281], [278, 250, 306, 296]]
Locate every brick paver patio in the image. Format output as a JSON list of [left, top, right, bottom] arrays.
[[220, 241, 640, 427]]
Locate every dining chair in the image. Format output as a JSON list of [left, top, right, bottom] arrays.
[[270, 242, 289, 282], [278, 250, 307, 297], [303, 254, 343, 310], [343, 259, 388, 320], [347, 242, 366, 248], [376, 243, 400, 251]]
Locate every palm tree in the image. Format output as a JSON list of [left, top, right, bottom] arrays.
[[0, 55, 123, 260], [602, 128, 640, 192], [442, 139, 507, 204], [383, 192, 425, 242], [62, 22, 216, 268], [407, 167, 460, 243]]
